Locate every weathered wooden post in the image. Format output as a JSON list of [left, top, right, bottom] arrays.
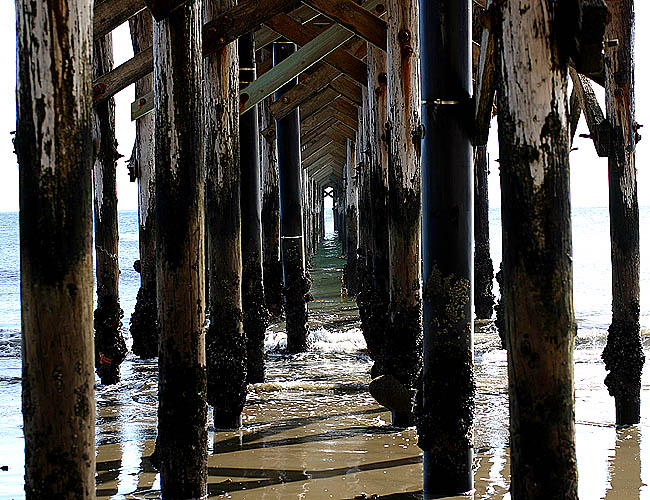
[[240, 32, 269, 383], [92, 33, 127, 385], [602, 0, 644, 425], [496, 1, 578, 497], [384, 0, 423, 426], [419, 0, 474, 494], [474, 145, 495, 319], [274, 41, 310, 352], [203, 0, 247, 428], [344, 137, 359, 296], [129, 11, 159, 359], [260, 50, 284, 321], [367, 44, 390, 376], [16, 0, 95, 497], [154, 1, 208, 495]]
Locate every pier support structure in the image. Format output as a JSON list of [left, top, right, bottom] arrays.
[[154, 2, 208, 495], [16, 0, 95, 496], [344, 137, 359, 297], [496, 1, 578, 497], [92, 32, 127, 385], [204, 0, 248, 429], [384, 0, 423, 426], [129, 11, 159, 360], [602, 0, 644, 425], [274, 41, 310, 353], [419, 0, 474, 494], [473, 145, 495, 319], [240, 32, 270, 383]]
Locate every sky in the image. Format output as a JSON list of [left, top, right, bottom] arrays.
[[1, 3, 649, 212]]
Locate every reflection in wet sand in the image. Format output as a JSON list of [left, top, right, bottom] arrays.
[[3, 235, 650, 499]]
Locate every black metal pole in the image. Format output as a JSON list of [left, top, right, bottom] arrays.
[[273, 41, 309, 352], [240, 32, 269, 382], [419, 0, 474, 495]]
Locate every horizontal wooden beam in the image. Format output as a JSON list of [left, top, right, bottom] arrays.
[[330, 75, 362, 105], [203, 0, 303, 58], [303, 0, 387, 51], [302, 138, 335, 163], [94, 46, 153, 103], [265, 13, 368, 86], [301, 116, 339, 145], [240, 23, 354, 114], [569, 67, 609, 156], [94, 0, 147, 40]]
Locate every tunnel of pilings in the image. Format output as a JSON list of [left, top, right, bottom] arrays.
[[15, 0, 642, 498]]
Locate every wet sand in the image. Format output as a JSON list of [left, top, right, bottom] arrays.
[[2, 235, 650, 499]]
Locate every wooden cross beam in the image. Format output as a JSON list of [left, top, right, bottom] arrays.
[[302, 139, 336, 164], [568, 67, 609, 157], [94, 0, 147, 40], [302, 0, 387, 50], [94, 46, 153, 103], [239, 23, 355, 115], [303, 145, 346, 169], [255, 4, 321, 49], [268, 63, 339, 121], [302, 135, 333, 160], [203, 0, 303, 58], [330, 75, 362, 105], [264, 13, 368, 86]]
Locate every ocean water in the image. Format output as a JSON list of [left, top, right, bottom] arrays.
[[0, 207, 649, 499]]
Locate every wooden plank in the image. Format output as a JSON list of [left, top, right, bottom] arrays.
[[304, 148, 346, 169], [302, 138, 335, 164], [303, 0, 387, 50], [143, 0, 190, 20], [301, 86, 341, 120], [94, 0, 147, 40], [301, 105, 356, 133], [265, 13, 368, 86], [472, 18, 495, 146], [329, 95, 358, 119], [255, 4, 321, 49], [131, 90, 154, 120], [269, 62, 339, 120], [240, 24, 355, 114], [301, 116, 339, 144], [568, 86, 582, 147], [569, 66, 608, 156], [330, 75, 362, 105], [94, 46, 153, 103], [203, 0, 303, 58]]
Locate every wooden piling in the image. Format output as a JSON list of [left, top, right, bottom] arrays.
[[384, 0, 423, 426], [129, 11, 159, 360], [260, 48, 284, 321], [274, 41, 310, 353], [204, 0, 248, 429], [496, 1, 578, 497], [92, 33, 127, 385], [344, 137, 359, 296], [16, 0, 95, 497], [474, 145, 495, 319], [153, 1, 208, 495], [240, 33, 270, 384], [419, 0, 474, 493], [602, 0, 644, 425], [365, 44, 390, 377]]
